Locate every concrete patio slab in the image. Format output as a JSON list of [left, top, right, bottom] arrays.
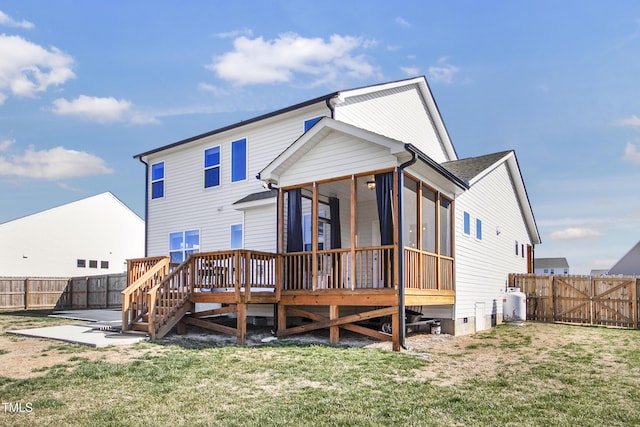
[[7, 324, 147, 348]]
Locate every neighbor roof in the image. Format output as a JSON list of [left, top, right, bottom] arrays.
[[535, 258, 570, 269], [608, 240, 640, 275]]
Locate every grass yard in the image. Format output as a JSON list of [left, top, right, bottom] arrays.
[[1, 311, 639, 426]]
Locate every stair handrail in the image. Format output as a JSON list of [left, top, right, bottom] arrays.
[[146, 256, 193, 339], [121, 256, 170, 332]]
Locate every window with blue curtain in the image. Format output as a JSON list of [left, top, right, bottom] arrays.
[[463, 212, 470, 235], [151, 162, 164, 199], [231, 138, 247, 182], [230, 224, 243, 249], [204, 147, 220, 188]]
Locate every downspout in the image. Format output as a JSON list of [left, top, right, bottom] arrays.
[[138, 157, 149, 257], [326, 96, 336, 119], [397, 150, 417, 350]]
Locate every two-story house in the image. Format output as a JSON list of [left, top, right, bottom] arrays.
[[124, 76, 540, 349]]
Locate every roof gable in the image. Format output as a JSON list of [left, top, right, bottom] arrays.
[[259, 117, 408, 184], [444, 150, 540, 245], [335, 76, 458, 162]]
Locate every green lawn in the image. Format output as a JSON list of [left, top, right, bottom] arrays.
[[1, 312, 639, 426]]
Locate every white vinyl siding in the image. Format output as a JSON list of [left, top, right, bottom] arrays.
[[145, 102, 328, 256], [277, 133, 397, 187], [454, 162, 532, 322], [335, 84, 450, 163]]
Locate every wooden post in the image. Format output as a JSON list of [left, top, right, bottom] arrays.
[[391, 310, 400, 352], [85, 277, 90, 308], [277, 303, 287, 335], [312, 182, 318, 291], [104, 275, 109, 309], [24, 278, 29, 310], [393, 170, 399, 290], [350, 175, 357, 290], [633, 279, 638, 329], [237, 303, 246, 346], [330, 305, 339, 345]]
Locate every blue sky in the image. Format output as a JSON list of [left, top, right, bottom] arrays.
[[1, 1, 639, 274]]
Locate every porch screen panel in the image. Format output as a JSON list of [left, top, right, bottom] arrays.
[[402, 179, 418, 249], [439, 198, 452, 257], [421, 187, 436, 253], [374, 172, 394, 246]]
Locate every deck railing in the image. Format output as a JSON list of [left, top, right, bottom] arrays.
[[404, 247, 454, 291], [121, 256, 170, 331], [191, 250, 280, 298], [282, 246, 394, 290], [147, 258, 192, 339]]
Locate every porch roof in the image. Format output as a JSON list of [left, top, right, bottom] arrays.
[[258, 117, 467, 193]]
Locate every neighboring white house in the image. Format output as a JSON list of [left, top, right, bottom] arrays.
[[534, 257, 570, 275], [135, 76, 540, 336], [609, 240, 640, 276], [0, 192, 145, 277]]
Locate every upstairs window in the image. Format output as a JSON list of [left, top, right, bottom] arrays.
[[151, 162, 164, 199], [231, 138, 247, 182], [476, 218, 483, 240], [515, 241, 519, 255], [463, 212, 471, 235], [304, 116, 322, 131], [204, 147, 221, 188], [77, 259, 86, 268], [101, 261, 109, 269], [170, 230, 200, 264]]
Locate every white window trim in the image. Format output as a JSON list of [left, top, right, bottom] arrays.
[[230, 137, 248, 184], [151, 161, 165, 200], [204, 145, 222, 189]]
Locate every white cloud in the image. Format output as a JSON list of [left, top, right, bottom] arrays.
[[427, 57, 459, 84], [51, 95, 158, 125], [214, 28, 253, 39], [0, 138, 15, 152], [613, 115, 640, 127], [207, 33, 378, 86], [400, 66, 420, 76], [198, 83, 228, 97], [549, 227, 603, 240], [0, 145, 113, 180], [623, 142, 640, 164], [0, 34, 74, 102], [0, 10, 35, 29], [395, 17, 411, 28]]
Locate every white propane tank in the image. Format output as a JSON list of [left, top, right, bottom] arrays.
[[503, 287, 527, 323]]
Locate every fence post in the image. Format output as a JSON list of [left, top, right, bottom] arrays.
[[104, 275, 109, 309], [85, 277, 90, 308], [24, 278, 29, 310]]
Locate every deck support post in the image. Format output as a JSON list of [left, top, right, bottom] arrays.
[[329, 305, 339, 345], [237, 303, 246, 345], [277, 303, 287, 335], [392, 310, 400, 351]]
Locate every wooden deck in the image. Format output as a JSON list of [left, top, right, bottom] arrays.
[[122, 249, 455, 350]]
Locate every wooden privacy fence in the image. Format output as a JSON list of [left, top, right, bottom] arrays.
[[509, 274, 639, 329], [0, 273, 126, 310]]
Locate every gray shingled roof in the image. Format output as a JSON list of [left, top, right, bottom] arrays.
[[609, 240, 640, 275], [535, 257, 570, 269], [441, 150, 513, 183], [233, 189, 278, 205]]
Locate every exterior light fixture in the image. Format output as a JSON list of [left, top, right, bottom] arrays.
[[366, 180, 376, 190]]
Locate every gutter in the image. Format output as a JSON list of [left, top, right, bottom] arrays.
[[138, 156, 149, 257], [397, 149, 417, 350]]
